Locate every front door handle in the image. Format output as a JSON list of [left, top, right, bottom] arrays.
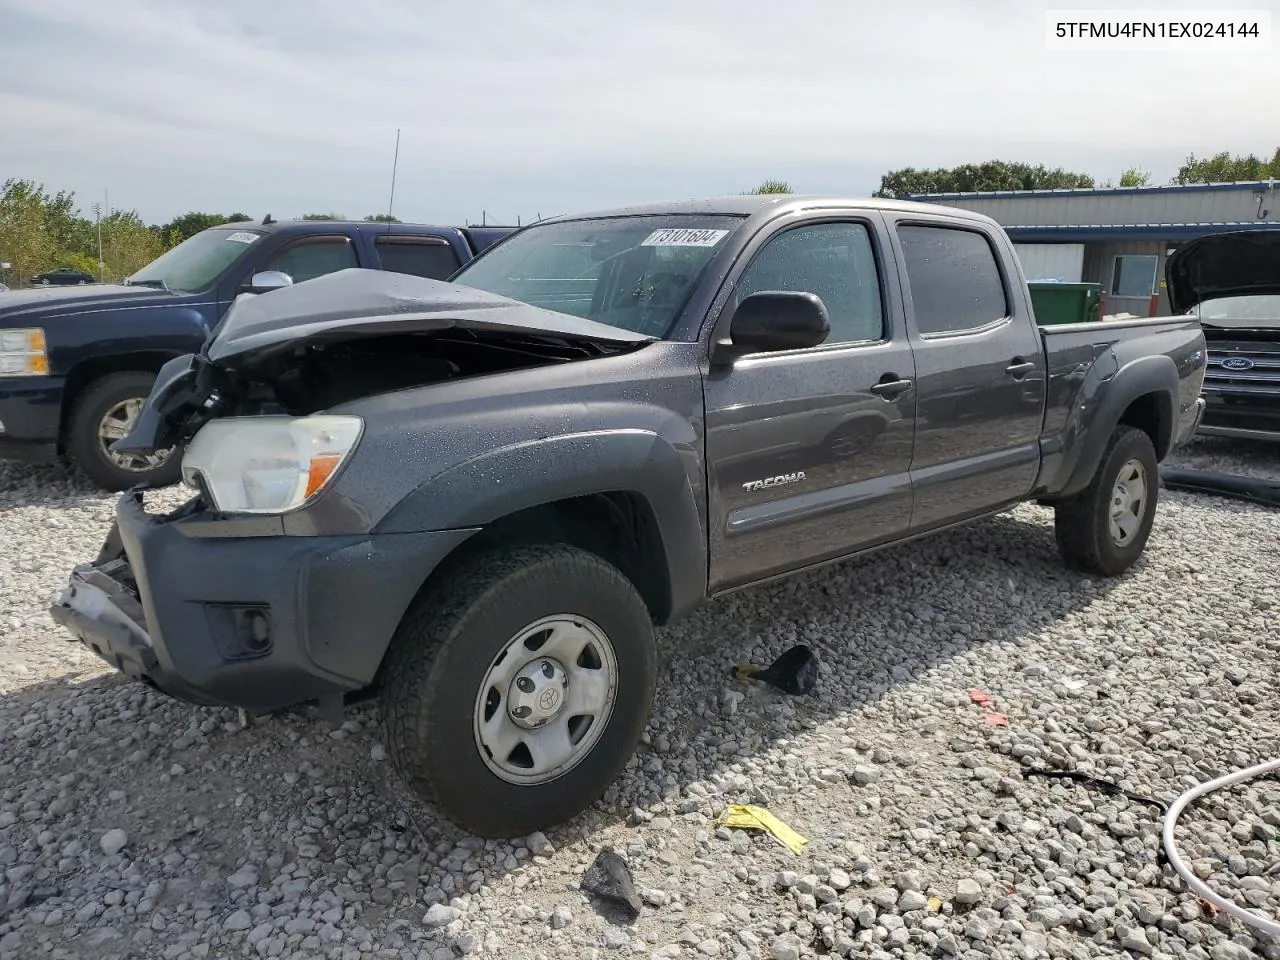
[[1006, 360, 1035, 378], [870, 377, 913, 398]]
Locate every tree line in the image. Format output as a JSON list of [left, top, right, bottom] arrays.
[[4, 149, 1278, 283], [0, 179, 407, 286]]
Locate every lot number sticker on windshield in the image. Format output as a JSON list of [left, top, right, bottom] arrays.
[[641, 228, 729, 247], [225, 232, 260, 244]]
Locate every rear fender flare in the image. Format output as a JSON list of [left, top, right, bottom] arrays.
[[1055, 355, 1178, 498]]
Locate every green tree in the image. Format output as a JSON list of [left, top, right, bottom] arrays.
[[363, 213, 401, 222], [101, 210, 164, 281], [1172, 148, 1280, 184], [0, 179, 57, 279], [874, 161, 1095, 198], [59, 251, 103, 278], [745, 180, 793, 194], [1119, 167, 1152, 187], [301, 212, 345, 221], [226, 213, 252, 222], [159, 212, 231, 244]]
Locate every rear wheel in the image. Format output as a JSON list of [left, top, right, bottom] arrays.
[[1054, 425, 1158, 576], [65, 372, 180, 491], [379, 543, 656, 838]]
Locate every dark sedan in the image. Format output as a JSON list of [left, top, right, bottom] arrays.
[[31, 267, 96, 286]]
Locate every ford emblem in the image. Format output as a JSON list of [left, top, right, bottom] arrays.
[[1221, 356, 1255, 371]]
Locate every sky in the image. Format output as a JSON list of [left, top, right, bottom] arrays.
[[1, 0, 1277, 227]]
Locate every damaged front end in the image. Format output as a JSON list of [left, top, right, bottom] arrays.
[[50, 268, 655, 713], [108, 268, 655, 465], [49, 491, 221, 702]]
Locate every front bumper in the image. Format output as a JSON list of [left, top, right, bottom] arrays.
[[1196, 390, 1280, 443], [49, 490, 477, 712], [0, 375, 65, 462]]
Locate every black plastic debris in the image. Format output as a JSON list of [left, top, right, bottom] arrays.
[[1021, 767, 1169, 814], [732, 644, 819, 695], [581, 846, 642, 921], [1022, 767, 1171, 865], [1159, 467, 1280, 508]]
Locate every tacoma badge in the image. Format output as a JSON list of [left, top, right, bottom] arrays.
[[742, 471, 806, 492]]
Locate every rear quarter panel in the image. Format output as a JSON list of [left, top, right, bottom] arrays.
[[1035, 316, 1206, 496]]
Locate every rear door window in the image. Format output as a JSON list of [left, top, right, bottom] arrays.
[[375, 237, 461, 280], [896, 224, 1009, 335]]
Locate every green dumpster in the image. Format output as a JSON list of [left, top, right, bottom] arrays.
[[1028, 282, 1102, 326]]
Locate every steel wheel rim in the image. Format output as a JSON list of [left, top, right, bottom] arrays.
[[473, 613, 618, 785], [98, 398, 173, 472], [1108, 457, 1148, 546]]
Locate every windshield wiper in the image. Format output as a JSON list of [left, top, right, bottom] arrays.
[[126, 278, 172, 293]]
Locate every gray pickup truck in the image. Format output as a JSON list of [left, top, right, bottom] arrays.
[[50, 195, 1207, 837]]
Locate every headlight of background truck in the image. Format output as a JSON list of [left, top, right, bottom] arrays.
[[181, 415, 364, 514], [0, 328, 49, 376]]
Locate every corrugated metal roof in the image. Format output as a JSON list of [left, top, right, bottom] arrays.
[[907, 180, 1277, 201], [1002, 221, 1280, 242]]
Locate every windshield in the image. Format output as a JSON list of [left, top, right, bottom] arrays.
[[128, 227, 263, 293], [1192, 294, 1280, 327], [451, 214, 743, 337]]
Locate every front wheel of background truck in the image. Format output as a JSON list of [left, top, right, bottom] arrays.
[[65, 372, 181, 491], [1054, 425, 1159, 577], [379, 543, 657, 838]]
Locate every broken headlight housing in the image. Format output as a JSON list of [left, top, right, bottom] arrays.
[[180, 415, 363, 514]]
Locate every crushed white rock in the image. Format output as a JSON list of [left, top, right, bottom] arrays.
[[0, 440, 1278, 959]]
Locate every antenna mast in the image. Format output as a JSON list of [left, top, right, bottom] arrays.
[[385, 128, 401, 228]]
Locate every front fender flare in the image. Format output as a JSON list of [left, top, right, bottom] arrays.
[[375, 429, 707, 621]]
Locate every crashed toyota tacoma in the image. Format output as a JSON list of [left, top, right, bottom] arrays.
[[50, 196, 1207, 837]]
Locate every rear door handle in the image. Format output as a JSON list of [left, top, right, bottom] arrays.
[[1006, 360, 1035, 378], [870, 378, 913, 398]]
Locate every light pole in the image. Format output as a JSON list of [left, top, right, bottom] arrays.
[[94, 203, 104, 282]]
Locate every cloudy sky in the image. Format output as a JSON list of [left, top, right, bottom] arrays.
[[1, 0, 1275, 226]]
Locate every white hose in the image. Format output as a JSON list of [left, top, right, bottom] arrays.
[[1161, 757, 1280, 939]]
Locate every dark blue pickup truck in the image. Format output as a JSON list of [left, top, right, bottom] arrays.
[[0, 217, 513, 488]]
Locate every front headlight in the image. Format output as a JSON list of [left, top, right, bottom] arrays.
[[0, 328, 49, 376], [180, 415, 363, 514]]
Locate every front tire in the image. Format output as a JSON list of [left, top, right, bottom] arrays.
[[65, 372, 181, 491], [379, 543, 657, 838], [1054, 425, 1158, 576]]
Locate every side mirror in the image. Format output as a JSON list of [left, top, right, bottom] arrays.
[[714, 291, 830, 361], [244, 270, 293, 294]]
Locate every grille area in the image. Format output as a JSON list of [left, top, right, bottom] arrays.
[[1203, 337, 1280, 394]]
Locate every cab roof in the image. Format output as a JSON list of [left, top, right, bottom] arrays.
[[537, 194, 999, 225]]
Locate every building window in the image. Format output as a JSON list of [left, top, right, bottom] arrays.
[[1111, 255, 1157, 298]]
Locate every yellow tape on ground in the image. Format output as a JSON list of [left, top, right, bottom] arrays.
[[716, 804, 808, 855]]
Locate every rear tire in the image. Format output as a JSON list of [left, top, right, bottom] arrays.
[[65, 372, 181, 491], [379, 542, 656, 838], [1054, 425, 1158, 576]]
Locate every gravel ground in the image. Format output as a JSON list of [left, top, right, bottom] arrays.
[[1, 439, 1278, 960]]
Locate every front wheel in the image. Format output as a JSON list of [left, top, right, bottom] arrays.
[[379, 543, 657, 838], [1054, 425, 1159, 576], [65, 372, 181, 491]]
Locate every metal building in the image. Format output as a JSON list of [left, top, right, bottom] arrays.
[[906, 180, 1279, 317]]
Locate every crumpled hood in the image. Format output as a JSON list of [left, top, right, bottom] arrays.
[[0, 283, 169, 322], [111, 268, 654, 464], [1165, 229, 1280, 315], [207, 267, 652, 369]]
